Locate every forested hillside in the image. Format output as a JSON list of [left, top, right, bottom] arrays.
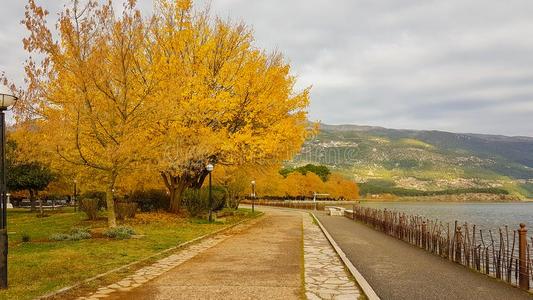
[[291, 124, 533, 198]]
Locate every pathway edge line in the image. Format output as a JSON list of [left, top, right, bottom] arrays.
[[36, 213, 263, 300], [311, 213, 381, 300]]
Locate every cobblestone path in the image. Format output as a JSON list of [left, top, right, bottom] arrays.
[[303, 213, 361, 300]]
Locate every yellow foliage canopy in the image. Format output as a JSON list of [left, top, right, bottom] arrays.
[[8, 0, 312, 221]]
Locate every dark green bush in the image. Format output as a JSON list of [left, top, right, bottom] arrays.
[[129, 189, 170, 212], [21, 233, 31, 243], [182, 188, 207, 217], [80, 191, 107, 209], [359, 180, 510, 197], [115, 202, 138, 220], [79, 198, 100, 220], [183, 186, 226, 217], [280, 164, 331, 181], [212, 186, 227, 211], [104, 226, 135, 240]]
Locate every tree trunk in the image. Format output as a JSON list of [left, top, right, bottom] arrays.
[[193, 171, 209, 189], [168, 185, 176, 211], [38, 191, 43, 216], [29, 189, 36, 212], [161, 168, 213, 214], [106, 175, 117, 228], [175, 180, 188, 211], [162, 172, 189, 214], [169, 181, 188, 213]]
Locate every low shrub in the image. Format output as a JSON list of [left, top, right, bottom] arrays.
[[183, 188, 207, 217], [80, 191, 107, 209], [183, 186, 226, 217], [80, 198, 100, 220], [21, 233, 31, 243], [70, 231, 92, 241], [129, 189, 170, 212], [49, 227, 92, 241], [212, 186, 227, 211], [69, 228, 92, 240], [115, 202, 138, 220], [104, 226, 135, 240], [49, 233, 71, 241]]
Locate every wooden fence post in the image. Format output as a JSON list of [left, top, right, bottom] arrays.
[[455, 226, 462, 263], [422, 221, 427, 250], [518, 223, 530, 290]]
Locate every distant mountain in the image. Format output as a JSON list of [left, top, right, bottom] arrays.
[[291, 124, 533, 198]]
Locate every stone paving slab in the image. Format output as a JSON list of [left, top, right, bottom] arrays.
[[303, 213, 362, 300]]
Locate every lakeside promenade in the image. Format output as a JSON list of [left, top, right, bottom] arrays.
[[75, 207, 361, 300], [315, 212, 533, 300], [64, 205, 533, 300]]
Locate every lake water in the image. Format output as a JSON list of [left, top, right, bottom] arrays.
[[351, 202, 533, 231]]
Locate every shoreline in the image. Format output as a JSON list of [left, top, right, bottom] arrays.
[[358, 200, 531, 204], [359, 199, 524, 204]]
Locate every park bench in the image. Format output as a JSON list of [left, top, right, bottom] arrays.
[[325, 206, 345, 216]]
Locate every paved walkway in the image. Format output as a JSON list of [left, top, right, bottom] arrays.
[[303, 214, 361, 300], [78, 232, 234, 299], [315, 212, 533, 300], [82, 209, 304, 300]]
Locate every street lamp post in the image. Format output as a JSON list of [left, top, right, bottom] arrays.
[[251, 180, 256, 213], [0, 85, 18, 289], [73, 179, 77, 212], [206, 163, 214, 222]]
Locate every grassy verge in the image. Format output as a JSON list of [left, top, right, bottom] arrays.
[[1, 207, 259, 300]]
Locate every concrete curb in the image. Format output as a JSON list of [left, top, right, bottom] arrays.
[[36, 213, 263, 300], [311, 213, 381, 300]]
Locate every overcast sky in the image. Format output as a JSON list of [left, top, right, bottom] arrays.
[[1, 1, 533, 136]]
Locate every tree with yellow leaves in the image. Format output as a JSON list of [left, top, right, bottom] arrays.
[[151, 1, 310, 211], [255, 166, 288, 197], [17, 0, 158, 227], [10, 0, 311, 221], [324, 174, 360, 200]]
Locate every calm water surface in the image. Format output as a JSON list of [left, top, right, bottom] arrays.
[[353, 202, 533, 231]]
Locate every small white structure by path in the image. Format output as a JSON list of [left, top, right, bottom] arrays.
[[313, 192, 330, 202], [325, 206, 345, 216], [6, 193, 13, 209]]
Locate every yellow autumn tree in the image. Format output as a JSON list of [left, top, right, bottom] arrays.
[[10, 0, 311, 219], [284, 172, 307, 197], [301, 172, 325, 197], [251, 168, 359, 200], [255, 166, 287, 197], [325, 174, 360, 200], [213, 165, 250, 209], [17, 0, 158, 227], [151, 1, 310, 212]]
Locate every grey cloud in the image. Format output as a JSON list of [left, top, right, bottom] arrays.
[[1, 0, 532, 136]]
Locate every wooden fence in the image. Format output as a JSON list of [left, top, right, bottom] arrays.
[[345, 206, 532, 291]]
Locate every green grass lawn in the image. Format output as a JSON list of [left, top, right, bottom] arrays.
[[1, 208, 258, 300]]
